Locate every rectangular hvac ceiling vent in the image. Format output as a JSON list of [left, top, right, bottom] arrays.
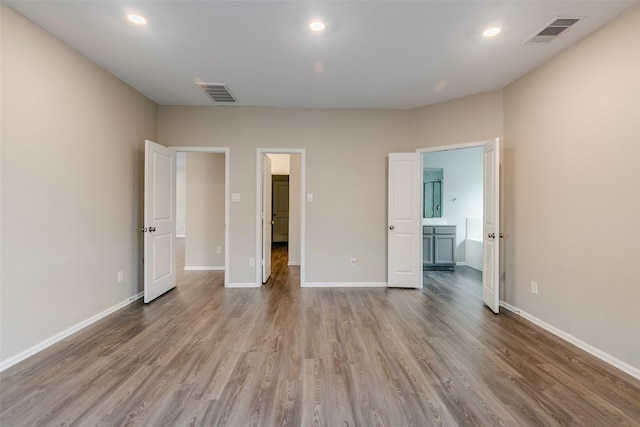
[[196, 83, 237, 103], [525, 17, 581, 43]]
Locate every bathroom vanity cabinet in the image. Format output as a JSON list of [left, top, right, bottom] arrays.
[[423, 225, 456, 270]]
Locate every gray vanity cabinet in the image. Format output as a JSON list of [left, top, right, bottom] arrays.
[[423, 225, 456, 270]]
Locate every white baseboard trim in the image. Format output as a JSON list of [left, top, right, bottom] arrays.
[[0, 293, 142, 372], [129, 291, 144, 302], [500, 301, 640, 381], [287, 262, 301, 266], [303, 282, 388, 288], [456, 261, 468, 266], [184, 266, 225, 271], [226, 282, 261, 288]]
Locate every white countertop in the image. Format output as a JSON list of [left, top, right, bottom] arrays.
[[422, 218, 448, 225]]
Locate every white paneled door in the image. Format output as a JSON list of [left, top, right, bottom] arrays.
[[388, 152, 422, 289], [482, 138, 501, 313], [144, 140, 177, 303], [262, 155, 273, 283]]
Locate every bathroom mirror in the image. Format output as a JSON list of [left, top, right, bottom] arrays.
[[424, 168, 443, 218]]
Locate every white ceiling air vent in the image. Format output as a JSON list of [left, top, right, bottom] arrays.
[[525, 17, 581, 43], [196, 83, 237, 103]]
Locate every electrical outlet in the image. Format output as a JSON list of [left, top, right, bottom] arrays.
[[117, 271, 124, 283], [531, 281, 538, 295], [351, 256, 357, 267], [217, 246, 222, 254], [249, 258, 255, 267]]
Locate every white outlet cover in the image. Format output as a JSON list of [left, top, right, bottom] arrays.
[[231, 193, 241, 202], [307, 193, 314, 202]]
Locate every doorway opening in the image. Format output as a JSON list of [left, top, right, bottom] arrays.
[[421, 147, 484, 307], [256, 149, 306, 287], [417, 138, 500, 313], [173, 147, 229, 287], [421, 147, 483, 274]]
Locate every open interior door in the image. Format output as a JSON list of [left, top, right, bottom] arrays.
[[144, 140, 176, 303], [262, 155, 273, 283], [482, 138, 500, 313], [388, 152, 422, 288]]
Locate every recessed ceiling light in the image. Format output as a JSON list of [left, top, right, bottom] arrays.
[[482, 27, 501, 38], [309, 21, 326, 32], [127, 14, 147, 26]]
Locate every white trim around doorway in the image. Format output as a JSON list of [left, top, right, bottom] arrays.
[[417, 140, 493, 154], [256, 148, 306, 287], [170, 146, 230, 288], [416, 138, 496, 290]]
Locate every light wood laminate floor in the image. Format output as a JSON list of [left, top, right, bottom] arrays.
[[1, 240, 639, 426]]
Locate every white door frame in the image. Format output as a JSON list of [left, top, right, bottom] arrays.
[[170, 146, 230, 288], [416, 139, 499, 292], [256, 148, 306, 287], [262, 155, 273, 283]]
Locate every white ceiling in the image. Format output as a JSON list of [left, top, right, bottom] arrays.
[[6, 1, 638, 109]]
